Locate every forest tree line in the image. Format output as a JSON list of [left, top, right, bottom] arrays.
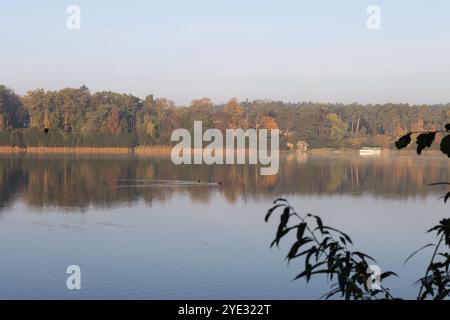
[[1, 84, 450, 149]]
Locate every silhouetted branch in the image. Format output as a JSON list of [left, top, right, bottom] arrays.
[[265, 198, 396, 300]]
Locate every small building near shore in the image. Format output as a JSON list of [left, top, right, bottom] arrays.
[[296, 141, 309, 153]]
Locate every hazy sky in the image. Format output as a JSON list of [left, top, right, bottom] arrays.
[[1, 0, 450, 105]]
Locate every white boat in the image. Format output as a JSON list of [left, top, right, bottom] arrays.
[[359, 147, 382, 155]]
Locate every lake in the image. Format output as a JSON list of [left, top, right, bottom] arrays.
[[0, 152, 449, 299]]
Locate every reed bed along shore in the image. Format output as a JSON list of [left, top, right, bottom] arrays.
[[0, 146, 172, 154], [0, 146, 264, 155]]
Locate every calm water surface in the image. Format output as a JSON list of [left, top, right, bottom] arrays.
[[0, 152, 449, 299]]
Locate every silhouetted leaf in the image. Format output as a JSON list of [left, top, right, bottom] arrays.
[[286, 238, 313, 261], [395, 133, 412, 150], [352, 251, 375, 262], [293, 270, 308, 281], [381, 271, 398, 280], [265, 204, 284, 222], [271, 225, 295, 248], [445, 192, 450, 203], [321, 288, 341, 300], [297, 246, 315, 258], [404, 244, 435, 265], [427, 225, 441, 233], [304, 250, 316, 282], [323, 226, 353, 245], [440, 135, 450, 157], [309, 269, 330, 276], [280, 207, 290, 226], [445, 124, 450, 131], [293, 264, 325, 282], [271, 227, 290, 248], [429, 182, 450, 186], [370, 289, 383, 297], [271, 208, 295, 248], [416, 132, 436, 155], [297, 222, 307, 240], [286, 241, 302, 261], [307, 214, 324, 233]]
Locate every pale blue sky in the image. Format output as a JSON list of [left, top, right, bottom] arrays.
[[1, 0, 450, 105]]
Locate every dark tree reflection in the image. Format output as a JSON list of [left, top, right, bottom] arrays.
[[0, 153, 448, 211]]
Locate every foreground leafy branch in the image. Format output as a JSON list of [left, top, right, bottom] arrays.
[[265, 198, 397, 300], [395, 124, 450, 202], [266, 200, 450, 300], [414, 219, 450, 299], [394, 124, 450, 156], [394, 126, 450, 299]]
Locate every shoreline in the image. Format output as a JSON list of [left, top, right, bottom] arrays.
[[0, 146, 441, 156]]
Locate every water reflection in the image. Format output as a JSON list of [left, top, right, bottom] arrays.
[[0, 153, 448, 211]]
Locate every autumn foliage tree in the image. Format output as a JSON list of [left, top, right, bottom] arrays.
[[224, 98, 247, 129], [107, 107, 121, 134], [257, 115, 278, 130], [3, 84, 450, 149]]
